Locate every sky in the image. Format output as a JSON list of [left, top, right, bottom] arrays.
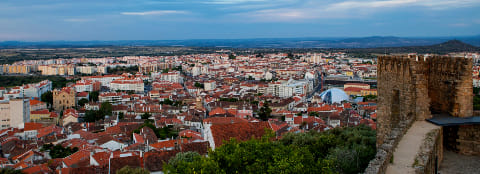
[[0, 0, 479, 41]]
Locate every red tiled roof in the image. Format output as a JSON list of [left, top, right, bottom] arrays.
[[203, 117, 248, 125], [150, 139, 188, 150], [22, 164, 52, 174], [62, 150, 90, 167], [344, 87, 363, 92], [24, 122, 44, 131], [208, 107, 227, 116], [29, 99, 44, 106], [30, 109, 50, 115], [133, 133, 145, 144], [210, 122, 271, 148], [91, 151, 110, 167]]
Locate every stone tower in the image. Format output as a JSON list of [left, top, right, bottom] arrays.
[[376, 55, 473, 146]]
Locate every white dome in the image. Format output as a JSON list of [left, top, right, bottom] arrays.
[[319, 88, 349, 104]]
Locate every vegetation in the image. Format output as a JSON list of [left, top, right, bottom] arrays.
[[160, 99, 182, 106], [474, 87, 480, 110], [89, 91, 99, 102], [133, 120, 178, 139], [42, 144, 78, 159], [0, 168, 24, 174], [84, 102, 113, 122], [194, 82, 204, 88], [0, 75, 75, 89], [116, 166, 150, 174], [219, 98, 239, 102], [164, 125, 376, 174], [258, 101, 272, 121], [141, 112, 151, 120], [309, 111, 319, 117], [41, 91, 53, 108], [364, 95, 378, 101], [228, 54, 236, 59], [78, 98, 89, 107], [107, 65, 138, 74]]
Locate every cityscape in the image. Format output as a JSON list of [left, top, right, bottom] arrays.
[[0, 1, 479, 174]]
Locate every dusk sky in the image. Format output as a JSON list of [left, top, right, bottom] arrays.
[[1, 0, 479, 41]]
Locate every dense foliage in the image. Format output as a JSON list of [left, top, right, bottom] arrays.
[[164, 125, 376, 174], [107, 65, 138, 75], [42, 144, 78, 159], [0, 75, 74, 89], [84, 102, 113, 122], [116, 166, 150, 174], [41, 91, 53, 108], [258, 101, 272, 121], [474, 87, 480, 110], [133, 120, 178, 139]]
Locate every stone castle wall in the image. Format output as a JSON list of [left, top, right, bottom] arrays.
[[367, 55, 474, 174]]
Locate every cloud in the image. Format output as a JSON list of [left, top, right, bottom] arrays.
[[326, 0, 479, 11], [203, 0, 269, 5], [121, 10, 188, 16], [233, 0, 480, 22], [449, 23, 470, 27], [64, 18, 94, 22]]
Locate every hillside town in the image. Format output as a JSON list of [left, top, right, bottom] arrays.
[[0, 51, 478, 173]]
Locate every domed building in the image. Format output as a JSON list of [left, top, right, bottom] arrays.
[[319, 88, 349, 104]]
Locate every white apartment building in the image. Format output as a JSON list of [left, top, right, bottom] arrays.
[[110, 78, 144, 93], [159, 71, 184, 83], [82, 75, 123, 87], [22, 80, 52, 98], [204, 80, 216, 91], [0, 99, 30, 129]]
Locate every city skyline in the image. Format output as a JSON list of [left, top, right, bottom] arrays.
[[0, 0, 479, 41]]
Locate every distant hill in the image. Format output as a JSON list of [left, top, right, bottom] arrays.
[[341, 40, 479, 55], [0, 36, 480, 48]]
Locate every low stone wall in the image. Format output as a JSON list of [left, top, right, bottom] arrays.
[[412, 127, 442, 174], [364, 119, 414, 174], [457, 125, 480, 155]]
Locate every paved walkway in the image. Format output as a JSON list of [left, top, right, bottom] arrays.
[[386, 121, 440, 174], [439, 150, 480, 174]]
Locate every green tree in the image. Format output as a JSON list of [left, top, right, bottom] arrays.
[[228, 54, 236, 59], [41, 91, 53, 108], [116, 166, 150, 174], [0, 168, 24, 174], [194, 82, 204, 88], [89, 91, 99, 102], [78, 98, 89, 107], [100, 102, 113, 117], [141, 112, 151, 120], [168, 152, 201, 168], [258, 101, 272, 121], [309, 111, 319, 117], [162, 69, 170, 73], [44, 144, 78, 159]]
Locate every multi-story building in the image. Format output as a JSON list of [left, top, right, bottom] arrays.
[[204, 80, 216, 91], [53, 87, 76, 111], [81, 75, 123, 87], [99, 92, 126, 104], [158, 71, 183, 83], [2, 65, 31, 74], [22, 80, 52, 98], [73, 80, 101, 92], [110, 78, 144, 93], [0, 99, 30, 129]]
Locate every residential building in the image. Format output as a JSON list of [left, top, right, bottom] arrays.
[[0, 99, 30, 129]]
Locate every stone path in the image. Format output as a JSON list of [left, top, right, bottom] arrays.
[[439, 150, 480, 174], [386, 121, 439, 174]]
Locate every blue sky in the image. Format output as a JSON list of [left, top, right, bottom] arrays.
[[0, 0, 479, 41]]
